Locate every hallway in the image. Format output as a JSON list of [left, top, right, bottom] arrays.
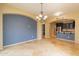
[[0, 38, 79, 56]]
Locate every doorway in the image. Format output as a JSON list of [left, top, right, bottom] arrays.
[[42, 24, 45, 38]]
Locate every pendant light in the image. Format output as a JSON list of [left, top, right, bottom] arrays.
[[36, 3, 48, 24]]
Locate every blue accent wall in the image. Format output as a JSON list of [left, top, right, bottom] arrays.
[[3, 14, 37, 46]]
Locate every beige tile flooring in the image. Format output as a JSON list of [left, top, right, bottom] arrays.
[[0, 38, 79, 56]]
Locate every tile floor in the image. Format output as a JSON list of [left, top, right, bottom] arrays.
[[0, 38, 79, 56]]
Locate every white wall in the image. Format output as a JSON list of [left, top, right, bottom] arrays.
[[37, 21, 42, 39], [0, 13, 3, 50]]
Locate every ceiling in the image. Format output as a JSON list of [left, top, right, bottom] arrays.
[[6, 3, 79, 18]]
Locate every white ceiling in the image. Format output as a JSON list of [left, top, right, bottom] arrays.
[[7, 3, 79, 18]]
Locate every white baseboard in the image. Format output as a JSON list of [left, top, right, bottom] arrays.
[[56, 38, 79, 44], [4, 39, 37, 48], [56, 38, 74, 43]]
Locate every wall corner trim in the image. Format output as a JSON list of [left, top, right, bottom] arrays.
[[4, 39, 37, 48]]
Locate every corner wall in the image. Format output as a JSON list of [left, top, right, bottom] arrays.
[[0, 4, 4, 50], [0, 13, 3, 50], [0, 4, 42, 49], [37, 21, 42, 39], [75, 18, 79, 43]]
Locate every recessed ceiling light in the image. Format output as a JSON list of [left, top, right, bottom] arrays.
[[54, 12, 63, 16]]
